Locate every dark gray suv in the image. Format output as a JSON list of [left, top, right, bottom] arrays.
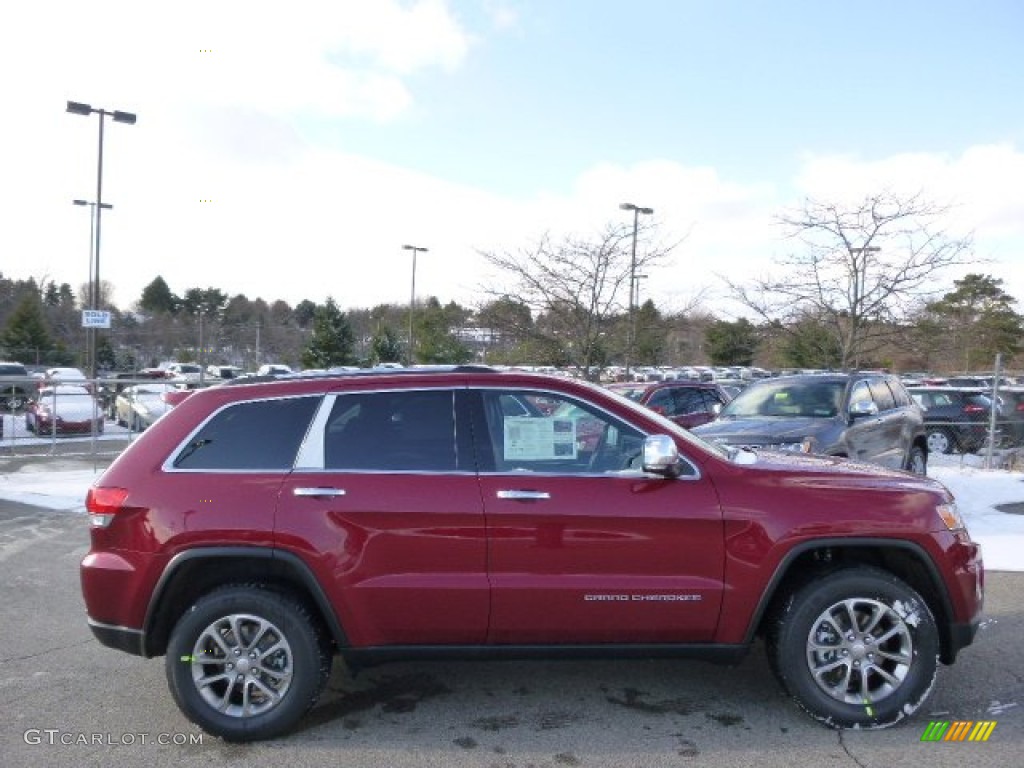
[[692, 373, 928, 474]]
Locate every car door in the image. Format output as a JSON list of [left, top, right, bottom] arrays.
[[275, 387, 489, 647], [471, 387, 725, 645], [867, 377, 904, 468], [843, 378, 886, 464]]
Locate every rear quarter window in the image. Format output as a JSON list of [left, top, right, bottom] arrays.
[[172, 396, 320, 470]]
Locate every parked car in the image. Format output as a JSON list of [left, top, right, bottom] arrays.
[[164, 363, 203, 387], [0, 361, 32, 410], [25, 385, 104, 435], [82, 367, 981, 741], [113, 383, 179, 431], [42, 367, 88, 388], [607, 380, 731, 429], [998, 388, 1024, 445], [692, 373, 927, 474], [206, 364, 244, 381], [907, 386, 994, 454], [257, 363, 294, 376], [98, 371, 170, 418]]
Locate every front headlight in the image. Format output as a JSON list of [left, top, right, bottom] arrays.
[[937, 502, 966, 531]]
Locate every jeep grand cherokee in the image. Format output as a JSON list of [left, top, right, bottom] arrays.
[[81, 367, 983, 741]]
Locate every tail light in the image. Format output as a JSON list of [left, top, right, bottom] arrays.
[[1017, 402, 1024, 413], [962, 404, 985, 414], [86, 486, 129, 528]]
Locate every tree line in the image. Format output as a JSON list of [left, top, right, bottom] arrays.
[[2, 192, 1022, 375]]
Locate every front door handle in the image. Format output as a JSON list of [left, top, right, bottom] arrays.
[[497, 490, 551, 501], [293, 487, 347, 498]]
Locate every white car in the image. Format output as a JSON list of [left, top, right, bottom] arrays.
[[43, 367, 88, 385], [257, 364, 293, 376], [206, 365, 244, 381], [164, 363, 203, 386]]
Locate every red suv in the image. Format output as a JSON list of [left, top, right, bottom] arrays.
[[607, 380, 731, 429], [81, 367, 983, 741]]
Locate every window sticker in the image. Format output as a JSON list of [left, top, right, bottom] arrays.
[[504, 417, 577, 460]]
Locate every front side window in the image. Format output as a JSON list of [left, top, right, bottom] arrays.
[[173, 396, 320, 470], [479, 390, 644, 474], [323, 390, 457, 472]]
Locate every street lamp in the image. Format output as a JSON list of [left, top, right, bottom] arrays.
[[72, 199, 112, 376], [72, 200, 112, 307], [402, 244, 428, 365], [67, 100, 137, 378], [619, 202, 654, 380]]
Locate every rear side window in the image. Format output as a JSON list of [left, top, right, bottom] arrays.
[[887, 378, 913, 408], [173, 396, 320, 470]]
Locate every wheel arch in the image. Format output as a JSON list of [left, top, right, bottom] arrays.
[[142, 547, 348, 658], [747, 539, 959, 664]]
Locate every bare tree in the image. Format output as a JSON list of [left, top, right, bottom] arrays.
[[478, 221, 673, 377], [724, 192, 975, 368]]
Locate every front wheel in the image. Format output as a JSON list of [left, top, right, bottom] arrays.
[[768, 567, 939, 729], [165, 586, 331, 741]]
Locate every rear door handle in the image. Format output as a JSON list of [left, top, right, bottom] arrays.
[[293, 487, 347, 498], [497, 490, 551, 501]]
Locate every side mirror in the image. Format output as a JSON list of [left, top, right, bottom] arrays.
[[642, 434, 682, 478], [849, 400, 879, 420], [712, 402, 722, 415]]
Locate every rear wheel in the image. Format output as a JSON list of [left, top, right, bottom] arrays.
[[768, 567, 939, 729], [926, 429, 954, 455], [166, 585, 331, 742]]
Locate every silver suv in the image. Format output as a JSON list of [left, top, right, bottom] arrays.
[[692, 373, 928, 474]]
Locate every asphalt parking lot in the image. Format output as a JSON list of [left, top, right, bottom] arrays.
[[1, 496, 1021, 768]]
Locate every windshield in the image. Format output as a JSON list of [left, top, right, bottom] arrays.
[[720, 379, 845, 419]]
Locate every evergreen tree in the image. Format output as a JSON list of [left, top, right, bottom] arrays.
[[705, 318, 759, 366], [139, 276, 178, 314], [0, 295, 53, 360], [415, 298, 472, 364], [370, 327, 404, 365], [301, 298, 356, 368], [924, 274, 1023, 370]]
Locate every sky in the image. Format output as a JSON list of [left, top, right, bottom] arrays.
[[1, 0, 1022, 318], [1, 434, 1022, 571]]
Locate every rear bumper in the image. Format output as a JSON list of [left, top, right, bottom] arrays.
[[87, 618, 146, 656]]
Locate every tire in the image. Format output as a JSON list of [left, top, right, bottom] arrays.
[[925, 429, 954, 455], [165, 585, 331, 742], [904, 445, 927, 476], [767, 567, 939, 729], [132, 414, 143, 432]]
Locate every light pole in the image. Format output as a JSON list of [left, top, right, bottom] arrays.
[[67, 100, 136, 378], [619, 202, 653, 380], [402, 244, 428, 365], [72, 199, 112, 375]]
